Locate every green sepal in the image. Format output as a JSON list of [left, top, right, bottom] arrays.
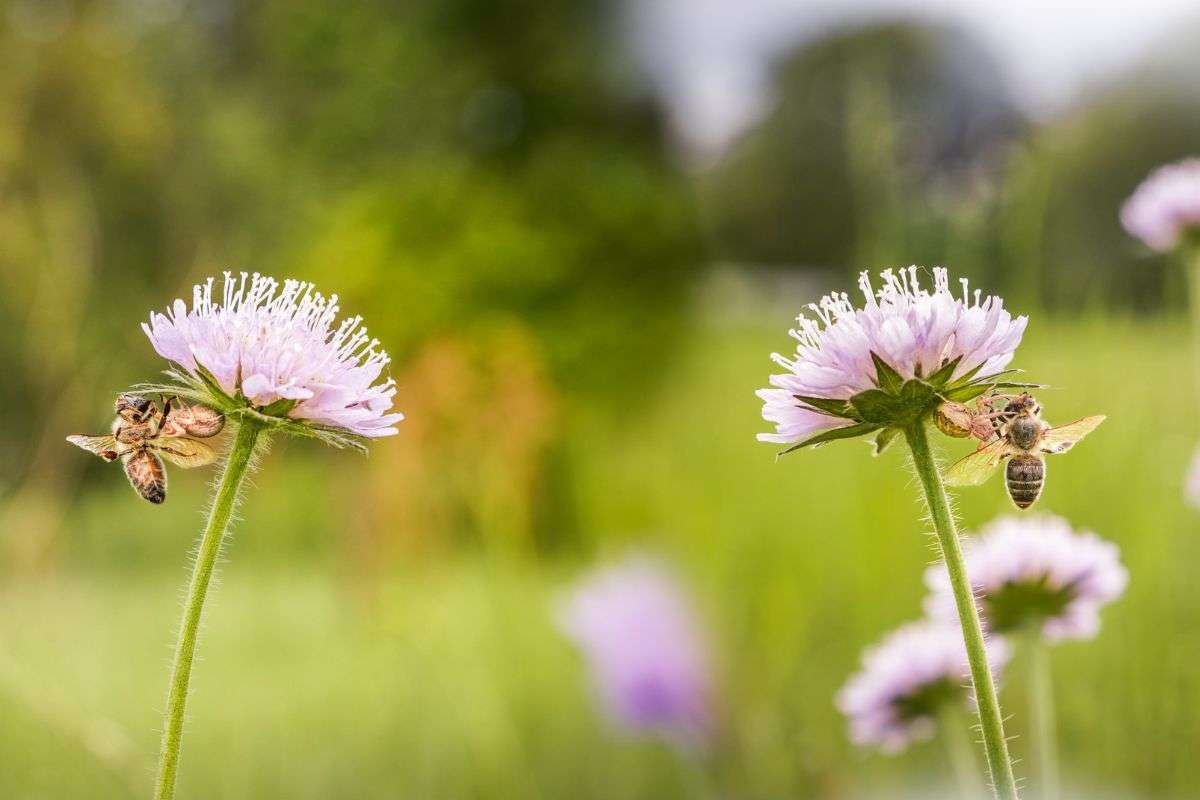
[[259, 398, 298, 417], [870, 352, 904, 393], [777, 421, 882, 456], [925, 355, 963, 388], [873, 427, 902, 456], [849, 389, 907, 424], [940, 383, 992, 403], [848, 378, 934, 427], [987, 381, 1045, 390], [794, 395, 857, 419]]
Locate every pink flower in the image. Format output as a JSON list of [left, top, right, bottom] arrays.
[[1121, 158, 1200, 252], [837, 620, 1009, 753], [142, 272, 403, 437], [758, 267, 1027, 445], [556, 557, 714, 747], [924, 515, 1128, 643]]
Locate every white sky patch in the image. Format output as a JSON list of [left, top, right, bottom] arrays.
[[624, 0, 1200, 157]]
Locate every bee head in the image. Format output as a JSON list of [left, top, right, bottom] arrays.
[[1003, 393, 1039, 416], [115, 393, 154, 422]]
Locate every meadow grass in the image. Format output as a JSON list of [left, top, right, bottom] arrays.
[[1, 316, 1195, 798]]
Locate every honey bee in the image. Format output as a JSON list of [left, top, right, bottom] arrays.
[[66, 394, 225, 504], [942, 393, 1105, 509]]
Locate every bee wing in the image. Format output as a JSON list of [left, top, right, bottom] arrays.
[[1039, 415, 1106, 455], [943, 437, 1015, 486], [124, 449, 166, 504], [66, 434, 120, 462], [151, 437, 218, 469]]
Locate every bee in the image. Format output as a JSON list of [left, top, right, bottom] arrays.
[[66, 394, 225, 504], [942, 393, 1105, 509], [934, 392, 1021, 443]]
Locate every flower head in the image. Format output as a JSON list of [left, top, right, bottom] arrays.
[[837, 620, 1009, 753], [924, 515, 1128, 643], [758, 267, 1027, 448], [142, 272, 403, 439], [556, 557, 714, 747], [1121, 158, 1200, 252]]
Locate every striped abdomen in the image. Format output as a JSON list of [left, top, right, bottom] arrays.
[[1005, 454, 1044, 509]]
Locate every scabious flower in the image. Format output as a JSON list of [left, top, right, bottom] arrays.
[[142, 272, 403, 438], [1120, 158, 1200, 252], [837, 620, 1010, 753], [757, 267, 1027, 445], [925, 515, 1128, 643], [556, 557, 713, 747]]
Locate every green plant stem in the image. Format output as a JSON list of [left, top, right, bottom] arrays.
[[154, 419, 264, 800], [939, 704, 985, 800], [904, 422, 1019, 800], [1026, 631, 1059, 800]]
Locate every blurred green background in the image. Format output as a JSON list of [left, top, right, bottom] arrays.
[[1, 1, 1198, 798]]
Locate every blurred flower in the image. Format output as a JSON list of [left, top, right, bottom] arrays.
[[837, 620, 1009, 753], [1120, 158, 1200, 252], [1186, 444, 1200, 509], [925, 515, 1128, 643], [142, 272, 403, 438], [757, 266, 1027, 445], [556, 557, 713, 747]]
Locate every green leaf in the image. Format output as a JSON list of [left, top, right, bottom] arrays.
[[794, 395, 857, 419], [873, 427, 902, 456], [925, 355, 963, 388], [776, 422, 882, 455], [870, 352, 904, 394], [850, 389, 907, 424]]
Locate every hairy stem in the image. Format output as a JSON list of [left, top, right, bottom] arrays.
[[904, 422, 1019, 800], [154, 419, 263, 800], [1026, 631, 1059, 800]]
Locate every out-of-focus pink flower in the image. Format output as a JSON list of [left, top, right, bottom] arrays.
[[924, 515, 1128, 643], [837, 620, 1009, 753], [1121, 158, 1200, 252], [556, 557, 714, 747], [142, 272, 403, 437], [757, 267, 1027, 444], [1185, 444, 1200, 509]]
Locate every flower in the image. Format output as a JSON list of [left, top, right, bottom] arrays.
[[757, 267, 1027, 445], [837, 620, 1009, 753], [556, 557, 713, 746], [924, 515, 1128, 643], [1185, 444, 1200, 509], [142, 272, 403, 438], [1121, 158, 1200, 252]]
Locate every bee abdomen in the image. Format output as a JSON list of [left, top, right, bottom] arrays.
[[1005, 455, 1044, 509]]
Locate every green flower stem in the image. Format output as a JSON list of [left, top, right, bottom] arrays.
[[939, 704, 985, 800], [1026, 631, 1059, 800], [154, 418, 264, 800], [904, 422, 1019, 800]]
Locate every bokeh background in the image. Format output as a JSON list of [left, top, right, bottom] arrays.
[[1, 1, 1197, 797]]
